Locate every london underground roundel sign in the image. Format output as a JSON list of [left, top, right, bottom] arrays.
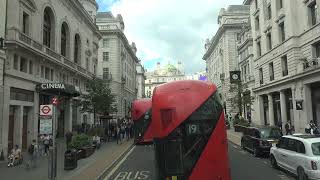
[[40, 105, 53, 116]]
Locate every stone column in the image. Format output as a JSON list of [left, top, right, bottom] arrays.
[[280, 90, 288, 130], [1, 85, 10, 156], [304, 85, 313, 128], [268, 94, 275, 126], [33, 92, 39, 141], [64, 99, 72, 133], [14, 106, 23, 149], [256, 95, 265, 126]]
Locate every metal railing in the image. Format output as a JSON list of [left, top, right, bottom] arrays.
[[303, 58, 319, 70]]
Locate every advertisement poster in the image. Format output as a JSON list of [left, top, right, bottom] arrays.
[[40, 117, 52, 135]]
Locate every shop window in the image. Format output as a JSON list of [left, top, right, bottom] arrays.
[[10, 87, 34, 102]]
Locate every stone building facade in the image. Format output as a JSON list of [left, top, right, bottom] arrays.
[[96, 12, 138, 118], [145, 62, 185, 97], [203, 5, 250, 114], [245, 0, 320, 132], [136, 62, 146, 99], [0, 0, 101, 155], [237, 23, 256, 121]]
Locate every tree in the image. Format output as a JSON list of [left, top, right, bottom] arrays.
[[228, 81, 255, 117], [80, 77, 117, 123]]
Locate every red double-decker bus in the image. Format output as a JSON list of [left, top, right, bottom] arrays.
[[151, 80, 230, 180], [131, 98, 153, 144]]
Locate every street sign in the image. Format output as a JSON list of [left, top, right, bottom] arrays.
[[40, 105, 53, 116], [39, 117, 53, 134]]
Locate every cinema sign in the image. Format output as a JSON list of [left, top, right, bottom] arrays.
[[41, 83, 65, 90]]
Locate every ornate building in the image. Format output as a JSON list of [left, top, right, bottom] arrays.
[[96, 12, 139, 118], [245, 0, 320, 132], [145, 62, 185, 97], [203, 5, 250, 114], [0, 0, 101, 156], [136, 62, 146, 99]]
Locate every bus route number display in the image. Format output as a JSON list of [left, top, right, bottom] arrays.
[[187, 124, 201, 135]]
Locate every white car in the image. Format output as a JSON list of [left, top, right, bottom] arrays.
[[270, 134, 320, 180]]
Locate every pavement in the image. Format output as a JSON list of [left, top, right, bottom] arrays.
[[0, 138, 133, 180], [227, 128, 243, 146]]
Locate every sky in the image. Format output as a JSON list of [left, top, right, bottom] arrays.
[[96, 0, 244, 74]]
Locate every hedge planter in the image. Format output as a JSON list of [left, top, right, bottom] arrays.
[[82, 146, 95, 158], [76, 149, 86, 160], [234, 125, 248, 133]]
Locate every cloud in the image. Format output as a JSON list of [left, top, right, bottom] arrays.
[[98, 0, 243, 74]]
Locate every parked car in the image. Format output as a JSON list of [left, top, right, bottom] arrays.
[[241, 126, 282, 157], [270, 134, 320, 180]]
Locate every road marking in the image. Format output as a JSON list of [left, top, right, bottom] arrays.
[[104, 146, 136, 180]]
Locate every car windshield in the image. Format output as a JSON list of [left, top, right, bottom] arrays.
[[311, 142, 320, 156], [260, 128, 282, 139]]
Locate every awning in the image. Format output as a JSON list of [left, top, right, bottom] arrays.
[[36, 83, 80, 97]]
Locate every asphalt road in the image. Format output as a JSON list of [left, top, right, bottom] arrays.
[[100, 142, 296, 180], [228, 142, 295, 180]]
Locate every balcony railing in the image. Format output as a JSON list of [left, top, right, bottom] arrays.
[[7, 28, 95, 78], [303, 58, 319, 70]]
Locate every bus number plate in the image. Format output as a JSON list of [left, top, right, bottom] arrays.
[[187, 124, 200, 135]]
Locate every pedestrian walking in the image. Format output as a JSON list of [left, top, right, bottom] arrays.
[[116, 125, 121, 144], [65, 130, 73, 149], [125, 123, 130, 140], [121, 124, 125, 142], [27, 139, 38, 168], [277, 120, 282, 131], [43, 134, 50, 156], [285, 121, 292, 135]]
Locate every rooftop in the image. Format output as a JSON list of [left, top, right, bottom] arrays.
[[96, 12, 114, 19]]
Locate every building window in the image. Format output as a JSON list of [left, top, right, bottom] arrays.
[[45, 67, 50, 80], [279, 22, 285, 42], [61, 22, 69, 57], [257, 41, 261, 57], [29, 60, 33, 74], [93, 64, 96, 75], [276, 0, 283, 10], [255, 16, 260, 30], [267, 33, 272, 50], [13, 54, 19, 70], [103, 67, 109, 79], [314, 42, 320, 58], [103, 39, 110, 48], [309, 2, 318, 26], [269, 62, 274, 81], [255, 0, 258, 9], [50, 69, 54, 81], [281, 55, 288, 76], [259, 68, 263, 84], [43, 7, 53, 48], [22, 12, 30, 35], [74, 34, 81, 64], [267, 5, 272, 20], [86, 58, 89, 70], [41, 66, 45, 78], [20, 57, 28, 73], [10, 87, 34, 102], [103, 52, 109, 61]]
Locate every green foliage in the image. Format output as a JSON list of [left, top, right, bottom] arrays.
[[80, 77, 117, 116], [69, 134, 91, 149], [228, 82, 255, 116]]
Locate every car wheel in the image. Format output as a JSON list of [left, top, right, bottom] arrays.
[[270, 155, 278, 169], [253, 147, 260, 157], [297, 167, 308, 180]]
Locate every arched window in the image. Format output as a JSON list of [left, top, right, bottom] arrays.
[[61, 22, 69, 57], [43, 7, 54, 48], [74, 34, 81, 64]]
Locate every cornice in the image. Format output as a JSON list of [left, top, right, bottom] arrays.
[[203, 23, 245, 60]]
